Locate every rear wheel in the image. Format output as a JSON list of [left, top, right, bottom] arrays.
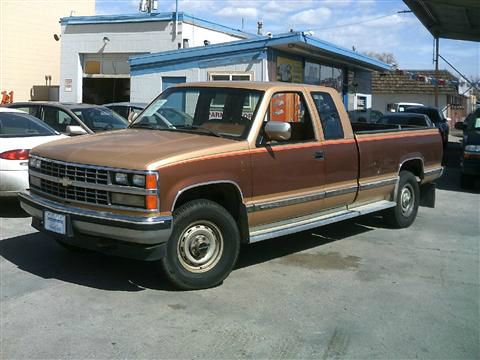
[[384, 171, 420, 228], [160, 199, 240, 290]]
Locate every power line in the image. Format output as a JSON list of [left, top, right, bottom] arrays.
[[299, 10, 411, 31]]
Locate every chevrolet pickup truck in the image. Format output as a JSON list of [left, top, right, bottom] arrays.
[[19, 82, 443, 290]]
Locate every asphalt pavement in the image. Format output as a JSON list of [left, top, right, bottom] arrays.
[[0, 138, 478, 359]]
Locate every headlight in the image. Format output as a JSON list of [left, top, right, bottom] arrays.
[[465, 145, 480, 153], [114, 173, 128, 185], [132, 174, 145, 187], [29, 158, 42, 169], [111, 193, 145, 208], [29, 175, 41, 188]]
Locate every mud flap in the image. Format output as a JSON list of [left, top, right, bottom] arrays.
[[420, 183, 436, 208]]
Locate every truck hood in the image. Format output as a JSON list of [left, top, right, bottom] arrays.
[[30, 129, 247, 170]]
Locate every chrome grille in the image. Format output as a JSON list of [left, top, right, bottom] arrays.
[[35, 178, 109, 205], [39, 160, 108, 185]]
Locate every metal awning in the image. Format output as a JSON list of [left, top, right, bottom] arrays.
[[403, 0, 480, 41]]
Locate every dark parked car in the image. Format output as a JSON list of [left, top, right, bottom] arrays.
[[348, 109, 383, 123], [377, 113, 434, 128], [104, 102, 147, 122], [405, 106, 449, 147], [455, 108, 480, 188], [5, 102, 128, 135]]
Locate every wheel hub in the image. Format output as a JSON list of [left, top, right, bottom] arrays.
[[400, 184, 414, 216], [177, 221, 223, 273]]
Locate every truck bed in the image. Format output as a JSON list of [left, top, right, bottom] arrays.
[[351, 122, 433, 134]]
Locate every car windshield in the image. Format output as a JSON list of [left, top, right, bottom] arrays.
[[407, 108, 442, 123], [465, 110, 480, 130], [130, 87, 264, 139], [72, 107, 128, 131], [0, 112, 57, 137]]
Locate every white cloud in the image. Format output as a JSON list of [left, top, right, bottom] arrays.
[[216, 7, 259, 18], [288, 8, 332, 27]]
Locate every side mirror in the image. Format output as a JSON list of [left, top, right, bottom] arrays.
[[264, 121, 291, 141], [128, 112, 139, 123], [454, 122, 466, 131], [66, 125, 88, 136]]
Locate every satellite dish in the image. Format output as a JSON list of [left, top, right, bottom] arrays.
[[53, 34, 61, 41]]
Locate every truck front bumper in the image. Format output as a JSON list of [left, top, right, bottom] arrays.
[[18, 191, 173, 261]]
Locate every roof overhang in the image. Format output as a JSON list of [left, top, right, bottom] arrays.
[[403, 0, 480, 41], [129, 32, 391, 73], [59, 12, 255, 39]]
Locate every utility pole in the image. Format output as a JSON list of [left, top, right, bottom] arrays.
[[434, 36, 439, 107]]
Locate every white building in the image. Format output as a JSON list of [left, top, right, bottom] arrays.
[[59, 12, 253, 103], [128, 32, 391, 108]]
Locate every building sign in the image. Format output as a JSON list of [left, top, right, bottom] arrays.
[[276, 56, 303, 83], [64, 79, 72, 92], [304, 62, 320, 84]]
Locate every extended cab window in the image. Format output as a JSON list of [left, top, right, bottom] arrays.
[[259, 92, 315, 144], [311, 92, 344, 140]]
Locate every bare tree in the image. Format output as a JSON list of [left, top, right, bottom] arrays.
[[363, 51, 397, 65]]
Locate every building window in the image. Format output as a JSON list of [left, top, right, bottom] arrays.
[[209, 73, 252, 82], [209, 73, 253, 108]]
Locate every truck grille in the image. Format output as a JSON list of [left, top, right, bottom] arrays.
[[28, 156, 157, 212], [38, 178, 109, 205], [39, 160, 108, 185]]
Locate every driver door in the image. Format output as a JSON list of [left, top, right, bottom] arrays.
[[249, 92, 326, 228]]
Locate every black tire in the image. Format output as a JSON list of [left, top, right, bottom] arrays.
[[384, 171, 420, 228], [460, 174, 474, 189], [160, 199, 240, 290]]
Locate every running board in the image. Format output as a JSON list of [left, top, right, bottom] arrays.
[[249, 200, 396, 243]]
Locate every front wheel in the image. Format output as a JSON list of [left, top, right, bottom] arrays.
[[384, 171, 420, 228], [160, 199, 240, 290]]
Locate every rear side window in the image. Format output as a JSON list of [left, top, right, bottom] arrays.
[[41, 106, 75, 132], [9, 106, 39, 117], [0, 113, 55, 137], [311, 92, 344, 140]]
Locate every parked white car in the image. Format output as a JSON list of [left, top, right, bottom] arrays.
[[0, 108, 67, 197], [387, 102, 424, 113]]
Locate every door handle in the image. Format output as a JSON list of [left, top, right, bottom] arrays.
[[314, 151, 325, 160]]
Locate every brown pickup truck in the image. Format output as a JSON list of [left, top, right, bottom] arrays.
[[19, 82, 443, 289]]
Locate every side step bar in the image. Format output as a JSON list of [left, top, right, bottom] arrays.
[[249, 200, 396, 243]]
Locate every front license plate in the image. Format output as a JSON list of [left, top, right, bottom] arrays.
[[44, 211, 66, 235]]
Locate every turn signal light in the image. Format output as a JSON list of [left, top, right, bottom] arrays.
[[0, 149, 30, 160], [146, 194, 158, 210], [146, 174, 157, 189], [464, 153, 480, 159]]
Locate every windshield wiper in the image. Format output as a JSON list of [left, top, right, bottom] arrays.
[[130, 123, 163, 130], [175, 125, 222, 138]]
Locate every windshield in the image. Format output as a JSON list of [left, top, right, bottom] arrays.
[[465, 110, 480, 130], [131, 87, 264, 139], [73, 107, 128, 132], [407, 108, 442, 123], [0, 112, 57, 137]]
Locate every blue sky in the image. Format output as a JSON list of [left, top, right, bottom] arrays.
[[96, 0, 479, 79]]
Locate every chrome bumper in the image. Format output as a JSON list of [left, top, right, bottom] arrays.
[[18, 191, 173, 246]]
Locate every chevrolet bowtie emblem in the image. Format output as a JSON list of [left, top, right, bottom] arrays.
[[60, 177, 73, 187]]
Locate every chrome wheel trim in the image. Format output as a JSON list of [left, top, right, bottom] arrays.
[[177, 220, 224, 273], [400, 183, 415, 217]]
